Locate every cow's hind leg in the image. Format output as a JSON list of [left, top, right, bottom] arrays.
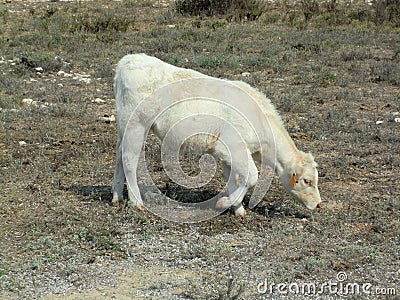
[[112, 137, 124, 206], [121, 122, 146, 210]]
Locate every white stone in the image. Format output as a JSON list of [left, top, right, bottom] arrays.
[[92, 98, 106, 104], [100, 115, 115, 123], [22, 98, 37, 106]]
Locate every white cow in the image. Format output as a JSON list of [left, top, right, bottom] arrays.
[[112, 54, 321, 217]]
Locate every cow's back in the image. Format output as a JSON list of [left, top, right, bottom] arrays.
[[113, 54, 281, 152], [114, 54, 207, 133]]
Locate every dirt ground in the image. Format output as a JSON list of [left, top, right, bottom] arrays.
[[0, 0, 399, 299]]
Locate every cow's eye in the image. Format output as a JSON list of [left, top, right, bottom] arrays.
[[304, 179, 312, 186]]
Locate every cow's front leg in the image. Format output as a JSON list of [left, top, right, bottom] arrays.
[[220, 163, 247, 217], [216, 157, 258, 217], [216, 175, 247, 217]]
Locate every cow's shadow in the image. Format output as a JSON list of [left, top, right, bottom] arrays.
[[62, 185, 113, 204], [62, 184, 309, 219]]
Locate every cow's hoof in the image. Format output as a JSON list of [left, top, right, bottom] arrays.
[[127, 201, 145, 212], [136, 205, 145, 212], [234, 205, 246, 218], [111, 198, 120, 207]]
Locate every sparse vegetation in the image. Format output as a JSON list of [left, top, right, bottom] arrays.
[[0, 0, 399, 299]]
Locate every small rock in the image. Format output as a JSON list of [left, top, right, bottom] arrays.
[[173, 288, 184, 295], [392, 112, 399, 116], [57, 70, 65, 76], [167, 24, 176, 28], [73, 75, 91, 84], [35, 67, 43, 72], [100, 115, 115, 123], [22, 98, 37, 106], [241, 72, 251, 77], [375, 120, 383, 125], [395, 118, 400, 123], [82, 78, 91, 84], [92, 98, 106, 104], [19, 141, 27, 146], [40, 102, 52, 108]]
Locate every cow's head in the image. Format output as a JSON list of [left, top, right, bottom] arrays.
[[281, 152, 321, 210]]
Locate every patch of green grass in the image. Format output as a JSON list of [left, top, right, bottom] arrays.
[[70, 224, 123, 252], [243, 55, 277, 70], [192, 54, 240, 71], [314, 71, 336, 86], [303, 256, 329, 273], [264, 13, 280, 24]]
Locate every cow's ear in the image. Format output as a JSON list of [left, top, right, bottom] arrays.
[[289, 173, 297, 187]]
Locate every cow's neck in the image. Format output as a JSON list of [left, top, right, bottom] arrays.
[[266, 120, 299, 177]]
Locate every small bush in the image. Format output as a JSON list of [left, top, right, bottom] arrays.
[[17, 52, 63, 73], [67, 14, 134, 34], [369, 60, 400, 85], [264, 13, 280, 24], [340, 49, 371, 61], [176, 0, 265, 20], [300, 0, 320, 21], [375, 0, 400, 26]]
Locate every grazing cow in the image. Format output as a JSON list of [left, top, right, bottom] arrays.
[[112, 54, 321, 217]]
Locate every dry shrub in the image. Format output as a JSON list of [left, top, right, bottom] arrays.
[[175, 0, 265, 20], [374, 0, 400, 26]]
